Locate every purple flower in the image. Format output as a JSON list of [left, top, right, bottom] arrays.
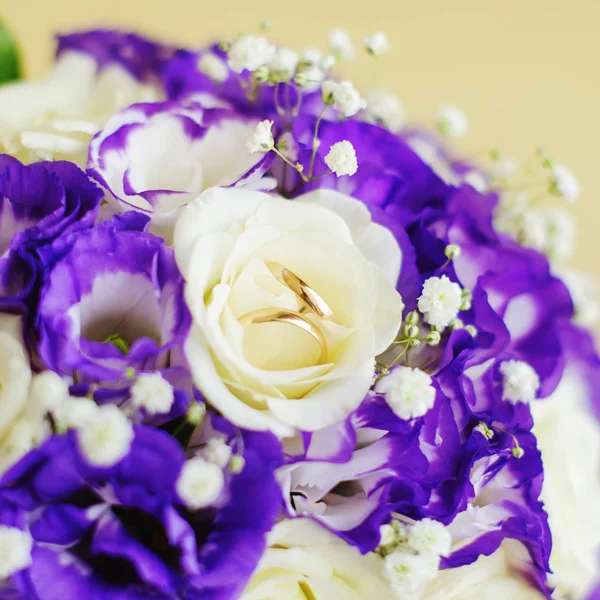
[[0, 155, 102, 312], [35, 214, 191, 401], [87, 101, 273, 239], [0, 421, 283, 599], [56, 29, 175, 83]]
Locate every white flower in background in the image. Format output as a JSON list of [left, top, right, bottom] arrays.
[[462, 170, 488, 193], [198, 52, 229, 83], [422, 544, 546, 599], [176, 456, 224, 509], [375, 367, 436, 421], [550, 163, 580, 203], [247, 119, 274, 154], [0, 315, 61, 473], [323, 80, 367, 117], [174, 187, 404, 437], [201, 438, 233, 468], [364, 32, 390, 56], [491, 157, 520, 179], [436, 105, 468, 138], [531, 370, 600, 599], [365, 89, 405, 132], [240, 519, 393, 600], [328, 28, 356, 60], [0, 52, 158, 165], [407, 137, 461, 186], [130, 372, 175, 415], [499, 360, 540, 404], [407, 518, 452, 558], [227, 35, 276, 73], [325, 140, 358, 176], [77, 404, 134, 467], [418, 275, 463, 328], [559, 269, 599, 327], [0, 526, 33, 579], [269, 48, 299, 79]]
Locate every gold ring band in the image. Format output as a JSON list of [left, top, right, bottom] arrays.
[[238, 308, 328, 365], [267, 262, 334, 320]]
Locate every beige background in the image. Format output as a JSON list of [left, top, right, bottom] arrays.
[[2, 0, 599, 281]]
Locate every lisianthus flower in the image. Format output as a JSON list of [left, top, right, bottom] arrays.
[[173, 186, 404, 437], [87, 101, 274, 239], [36, 214, 191, 397], [240, 518, 393, 600], [0, 155, 102, 310], [0, 420, 283, 599], [0, 30, 167, 166]]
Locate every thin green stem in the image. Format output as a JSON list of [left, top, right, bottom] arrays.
[[308, 106, 327, 178]]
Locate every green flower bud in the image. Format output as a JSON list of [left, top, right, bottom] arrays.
[[404, 324, 420, 339], [229, 455, 246, 473], [407, 338, 421, 348], [294, 73, 308, 87], [253, 66, 269, 83], [426, 330, 441, 346], [512, 446, 525, 459], [187, 402, 206, 426], [218, 40, 231, 52], [465, 324, 478, 337], [444, 244, 462, 260], [405, 310, 420, 326], [449, 318, 464, 331], [461, 288, 472, 301], [459, 299, 472, 311]]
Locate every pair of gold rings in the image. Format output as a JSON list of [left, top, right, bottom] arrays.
[[238, 262, 333, 365]]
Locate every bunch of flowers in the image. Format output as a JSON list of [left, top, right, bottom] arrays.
[[0, 24, 598, 600]]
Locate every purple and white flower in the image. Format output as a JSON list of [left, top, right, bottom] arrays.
[[87, 101, 274, 238]]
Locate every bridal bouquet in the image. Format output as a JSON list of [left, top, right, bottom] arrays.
[[0, 24, 598, 600]]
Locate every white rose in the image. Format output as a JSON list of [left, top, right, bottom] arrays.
[[0, 52, 159, 165], [240, 519, 392, 600], [0, 315, 63, 473], [422, 544, 546, 600], [531, 370, 600, 599], [174, 187, 404, 437]]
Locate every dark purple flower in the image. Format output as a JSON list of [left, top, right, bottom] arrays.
[[0, 155, 102, 313], [0, 421, 283, 600]]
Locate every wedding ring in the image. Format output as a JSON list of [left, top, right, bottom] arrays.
[[238, 308, 328, 365], [266, 262, 334, 319]]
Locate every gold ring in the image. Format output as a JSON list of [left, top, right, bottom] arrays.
[[238, 308, 328, 365], [266, 262, 334, 320]]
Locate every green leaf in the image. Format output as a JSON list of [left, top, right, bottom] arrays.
[[0, 20, 21, 85]]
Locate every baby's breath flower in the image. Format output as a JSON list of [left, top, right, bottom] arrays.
[[247, 120, 274, 154], [365, 89, 405, 132], [499, 360, 540, 404], [202, 438, 233, 468], [550, 163, 580, 203], [384, 551, 438, 597], [228, 35, 276, 73], [177, 456, 224, 510], [407, 518, 452, 558], [77, 404, 134, 467], [462, 170, 488, 193], [417, 275, 463, 328], [328, 28, 355, 60], [0, 526, 33, 578], [130, 372, 174, 415], [436, 104, 468, 138], [324, 140, 358, 177], [364, 32, 390, 56], [375, 366, 436, 421], [268, 48, 299, 79], [322, 80, 367, 117], [198, 52, 229, 83]]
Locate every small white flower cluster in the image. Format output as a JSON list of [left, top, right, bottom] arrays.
[[201, 437, 233, 468], [499, 360, 540, 404], [364, 32, 390, 56], [325, 140, 358, 177], [0, 525, 33, 579], [550, 163, 580, 203], [417, 275, 463, 328], [228, 35, 276, 74], [328, 28, 356, 61], [379, 518, 452, 599], [375, 366, 436, 421], [247, 120, 274, 154], [130, 372, 175, 415], [322, 80, 366, 117], [176, 455, 225, 510], [365, 89, 405, 132], [436, 105, 468, 138]]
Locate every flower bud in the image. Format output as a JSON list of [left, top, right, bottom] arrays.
[[404, 324, 420, 339], [459, 299, 472, 311], [253, 66, 269, 83], [465, 324, 478, 337], [426, 330, 441, 346], [229, 455, 246, 473], [405, 310, 420, 326], [449, 318, 464, 331], [407, 338, 421, 348], [294, 72, 308, 87], [444, 244, 462, 260], [187, 402, 206, 426], [512, 446, 525, 459]]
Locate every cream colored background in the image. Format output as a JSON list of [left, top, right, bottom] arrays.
[[2, 0, 599, 281]]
